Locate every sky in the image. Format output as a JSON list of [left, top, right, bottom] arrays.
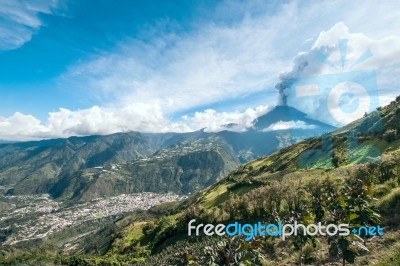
[[0, 0, 399, 140]]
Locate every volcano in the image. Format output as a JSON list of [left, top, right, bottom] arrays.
[[252, 105, 336, 133]]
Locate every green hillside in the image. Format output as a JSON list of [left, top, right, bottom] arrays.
[[72, 97, 399, 265], [0, 132, 161, 196]]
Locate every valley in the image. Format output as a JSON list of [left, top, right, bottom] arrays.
[[0, 190, 184, 247]]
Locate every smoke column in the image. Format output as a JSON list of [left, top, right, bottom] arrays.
[[275, 46, 332, 106]]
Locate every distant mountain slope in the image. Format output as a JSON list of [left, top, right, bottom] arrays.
[[253, 105, 335, 132], [0, 105, 336, 200], [0, 132, 166, 195], [52, 136, 240, 202]]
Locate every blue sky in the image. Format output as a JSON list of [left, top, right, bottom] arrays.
[[0, 0, 400, 140], [0, 0, 215, 118]]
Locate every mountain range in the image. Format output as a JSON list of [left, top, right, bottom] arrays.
[[0, 105, 335, 202]]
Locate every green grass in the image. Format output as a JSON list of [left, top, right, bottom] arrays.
[[149, 200, 181, 215], [372, 242, 400, 266], [111, 221, 147, 253], [384, 139, 400, 152], [376, 187, 400, 226], [201, 183, 231, 208], [377, 187, 400, 208], [348, 141, 382, 164]]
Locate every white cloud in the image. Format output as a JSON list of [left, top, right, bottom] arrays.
[[0, 104, 170, 141], [262, 120, 317, 132], [182, 105, 270, 132], [0, 0, 59, 50], [0, 105, 270, 141], [45, 103, 171, 137], [0, 112, 48, 141], [60, 22, 286, 113]]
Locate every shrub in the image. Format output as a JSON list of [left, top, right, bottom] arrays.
[[383, 129, 397, 143], [302, 242, 318, 264]]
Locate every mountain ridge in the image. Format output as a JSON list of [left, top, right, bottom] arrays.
[[0, 106, 336, 201]]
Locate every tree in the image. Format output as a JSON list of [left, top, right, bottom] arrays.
[[332, 152, 340, 168]]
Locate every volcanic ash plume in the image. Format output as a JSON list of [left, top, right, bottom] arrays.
[[275, 46, 332, 106]]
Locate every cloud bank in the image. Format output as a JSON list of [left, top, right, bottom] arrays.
[[182, 105, 270, 133], [0, 105, 269, 141], [262, 121, 317, 132]]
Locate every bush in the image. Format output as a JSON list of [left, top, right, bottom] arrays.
[[142, 222, 156, 238], [302, 242, 318, 264], [373, 183, 393, 198], [383, 129, 397, 143]]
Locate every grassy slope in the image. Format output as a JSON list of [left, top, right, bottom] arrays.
[[103, 99, 400, 265]]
